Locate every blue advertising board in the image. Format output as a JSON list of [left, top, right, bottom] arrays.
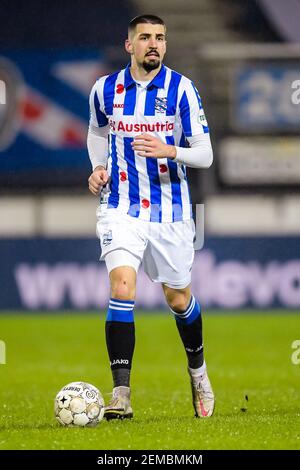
[[1, 237, 300, 311]]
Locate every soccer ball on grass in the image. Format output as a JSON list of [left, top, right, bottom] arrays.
[[54, 381, 105, 427]]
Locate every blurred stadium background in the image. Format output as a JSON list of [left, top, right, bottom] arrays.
[[1, 0, 300, 451], [0, 0, 300, 312]]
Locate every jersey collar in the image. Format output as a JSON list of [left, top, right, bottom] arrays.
[[124, 64, 166, 90]]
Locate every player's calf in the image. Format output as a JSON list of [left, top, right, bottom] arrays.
[[168, 292, 215, 417]]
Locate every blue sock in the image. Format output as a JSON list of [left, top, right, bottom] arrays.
[[106, 298, 135, 323]]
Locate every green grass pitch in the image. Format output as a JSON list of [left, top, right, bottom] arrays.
[[0, 311, 299, 450]]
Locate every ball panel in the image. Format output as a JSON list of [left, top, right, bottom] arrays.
[[87, 402, 100, 419], [73, 413, 90, 427], [56, 415, 66, 426], [70, 397, 86, 414], [58, 408, 73, 425]]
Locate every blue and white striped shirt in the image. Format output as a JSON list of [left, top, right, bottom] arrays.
[[89, 64, 209, 223]]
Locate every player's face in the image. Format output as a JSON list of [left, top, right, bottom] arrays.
[[126, 24, 166, 72]]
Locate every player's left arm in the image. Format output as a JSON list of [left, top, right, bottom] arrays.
[[132, 80, 213, 168], [132, 133, 213, 169], [174, 79, 213, 168]]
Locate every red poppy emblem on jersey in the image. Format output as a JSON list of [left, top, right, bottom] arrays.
[[159, 164, 168, 173], [120, 171, 127, 182], [116, 84, 124, 94], [141, 199, 150, 209]]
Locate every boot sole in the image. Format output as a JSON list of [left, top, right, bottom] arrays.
[[104, 411, 133, 421]]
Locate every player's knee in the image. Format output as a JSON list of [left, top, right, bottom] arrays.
[[109, 267, 136, 300], [166, 293, 190, 313], [110, 279, 135, 300]]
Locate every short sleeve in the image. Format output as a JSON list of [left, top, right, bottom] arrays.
[[179, 80, 209, 137]]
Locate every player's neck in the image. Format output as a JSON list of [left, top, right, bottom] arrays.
[[129, 63, 162, 83]]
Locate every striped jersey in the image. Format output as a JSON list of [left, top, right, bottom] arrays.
[[89, 64, 209, 223]]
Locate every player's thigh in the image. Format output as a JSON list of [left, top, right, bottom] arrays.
[[143, 219, 195, 288], [96, 210, 144, 300], [96, 209, 146, 262]]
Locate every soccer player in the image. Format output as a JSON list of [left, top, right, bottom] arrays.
[[87, 14, 214, 419]]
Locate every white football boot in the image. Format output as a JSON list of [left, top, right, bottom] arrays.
[[188, 367, 215, 418], [104, 386, 133, 420]]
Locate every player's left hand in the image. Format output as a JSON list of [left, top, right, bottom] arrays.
[[132, 133, 176, 159]]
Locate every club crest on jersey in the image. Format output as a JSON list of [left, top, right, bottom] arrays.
[[102, 230, 113, 246], [155, 97, 167, 113]]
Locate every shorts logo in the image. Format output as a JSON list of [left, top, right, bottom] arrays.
[[155, 97, 167, 113], [103, 230, 113, 246]]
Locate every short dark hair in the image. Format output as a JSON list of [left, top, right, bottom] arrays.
[[128, 14, 166, 35]]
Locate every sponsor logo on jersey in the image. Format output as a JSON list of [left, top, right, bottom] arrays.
[[109, 118, 174, 133], [113, 103, 124, 108]]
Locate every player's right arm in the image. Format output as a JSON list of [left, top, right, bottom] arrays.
[[87, 79, 110, 195]]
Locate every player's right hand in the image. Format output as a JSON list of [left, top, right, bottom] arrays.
[[88, 167, 109, 195]]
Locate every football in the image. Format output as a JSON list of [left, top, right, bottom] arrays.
[[54, 381, 105, 427]]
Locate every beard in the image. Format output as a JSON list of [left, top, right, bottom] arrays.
[[142, 57, 160, 72]]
